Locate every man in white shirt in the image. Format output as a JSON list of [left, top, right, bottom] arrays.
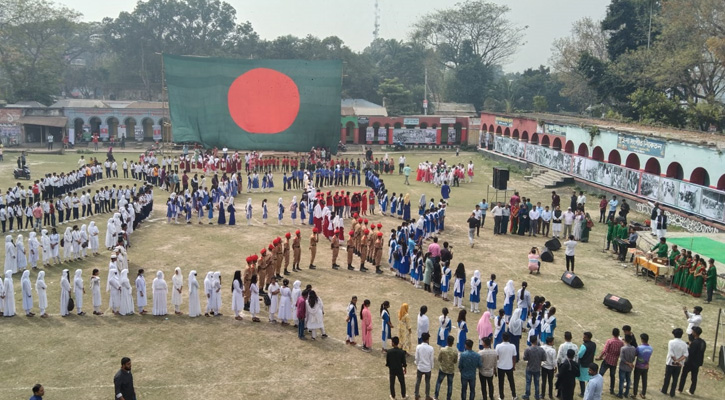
[[577, 191, 587, 211], [541, 206, 552, 237], [563, 235, 577, 272], [557, 331, 579, 365], [563, 207, 575, 239], [492, 202, 504, 235], [542, 336, 558, 400], [661, 328, 688, 397], [528, 207, 540, 237], [683, 306, 702, 342], [398, 155, 406, 175], [496, 332, 518, 400], [414, 332, 435, 400]]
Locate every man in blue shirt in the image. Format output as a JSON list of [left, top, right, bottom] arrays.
[[584, 363, 603, 400], [607, 196, 619, 221], [478, 199, 489, 232], [459, 339, 483, 400], [29, 384, 44, 400]]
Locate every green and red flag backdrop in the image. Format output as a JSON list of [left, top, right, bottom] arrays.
[[164, 54, 342, 152]]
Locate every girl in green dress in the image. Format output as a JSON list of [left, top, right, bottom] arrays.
[[684, 254, 700, 294], [691, 259, 706, 298], [672, 250, 687, 290], [580, 213, 593, 243]]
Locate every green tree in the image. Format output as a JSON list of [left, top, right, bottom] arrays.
[[0, 0, 88, 104], [628, 88, 685, 126], [533, 96, 548, 112], [377, 78, 414, 116], [601, 0, 661, 60]]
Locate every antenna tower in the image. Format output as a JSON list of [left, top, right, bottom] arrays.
[[373, 0, 380, 40]]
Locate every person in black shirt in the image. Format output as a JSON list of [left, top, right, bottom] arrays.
[[386, 336, 407, 399], [114, 357, 136, 400], [678, 327, 705, 395], [578, 332, 596, 397], [467, 212, 479, 248], [558, 349, 580, 400]]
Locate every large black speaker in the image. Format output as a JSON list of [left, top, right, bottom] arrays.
[[545, 238, 561, 251], [561, 271, 583, 288], [540, 248, 554, 263], [603, 293, 632, 313], [493, 167, 509, 190]]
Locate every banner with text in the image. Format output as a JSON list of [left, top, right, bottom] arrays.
[[616, 133, 666, 157], [393, 128, 436, 144]]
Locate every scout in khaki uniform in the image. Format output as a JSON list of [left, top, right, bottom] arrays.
[[292, 230, 301, 271], [374, 231, 384, 274], [273, 237, 283, 279], [283, 232, 291, 275], [331, 230, 340, 270], [258, 247, 269, 292], [359, 228, 369, 272], [309, 227, 319, 269], [354, 218, 363, 255], [346, 230, 357, 271], [266, 244, 276, 289], [243, 255, 256, 306]]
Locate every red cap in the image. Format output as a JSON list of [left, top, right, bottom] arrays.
[[252, 254, 258, 262], [313, 227, 319, 233], [363, 190, 367, 193], [245, 256, 252, 263], [353, 213, 358, 218], [334, 229, 340, 233], [260, 248, 267, 254], [377, 232, 383, 237], [364, 229, 370, 234], [295, 230, 301, 235], [363, 219, 369, 224], [377, 223, 382, 228], [285, 232, 291, 238], [349, 230, 355, 236], [268, 244, 274, 251], [357, 218, 363, 223]]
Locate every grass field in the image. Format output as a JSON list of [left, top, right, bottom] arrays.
[[0, 149, 723, 400]]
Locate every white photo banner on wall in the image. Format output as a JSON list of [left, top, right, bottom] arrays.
[[365, 127, 374, 142], [490, 136, 725, 222], [678, 182, 701, 213], [377, 127, 387, 142], [393, 128, 436, 144]]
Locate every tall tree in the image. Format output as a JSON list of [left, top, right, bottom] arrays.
[[601, 0, 661, 60], [0, 0, 88, 104], [411, 0, 526, 68]]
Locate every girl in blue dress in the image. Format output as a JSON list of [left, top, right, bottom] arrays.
[[261, 199, 268, 224], [261, 174, 268, 191], [486, 274, 498, 315], [397, 194, 404, 219], [217, 197, 226, 224], [346, 296, 359, 345], [166, 197, 176, 224], [440, 263, 452, 301], [267, 172, 274, 189], [469, 270, 481, 313], [452, 263, 465, 309], [410, 250, 420, 286], [252, 172, 260, 191], [246, 173, 252, 193], [290, 196, 298, 224], [277, 198, 284, 225], [380, 300, 392, 352], [245, 198, 253, 225], [227, 198, 236, 226], [403, 194, 411, 221], [540, 307, 557, 343], [299, 197, 306, 224], [493, 309, 506, 348], [380, 190, 388, 215], [436, 307, 451, 348], [390, 192, 398, 216], [503, 280, 516, 322], [526, 311, 541, 346], [456, 309, 468, 352]]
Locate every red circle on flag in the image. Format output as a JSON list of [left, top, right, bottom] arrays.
[[227, 68, 300, 134]]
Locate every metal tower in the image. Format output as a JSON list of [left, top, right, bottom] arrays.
[[373, 0, 380, 40]]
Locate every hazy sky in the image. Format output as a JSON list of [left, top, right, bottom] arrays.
[[56, 0, 611, 72]]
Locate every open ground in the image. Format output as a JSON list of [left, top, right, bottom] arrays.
[[0, 149, 722, 400]]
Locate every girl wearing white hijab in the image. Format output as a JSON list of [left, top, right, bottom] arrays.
[[503, 279, 516, 323], [277, 197, 284, 225], [79, 224, 88, 258], [90, 268, 102, 315], [2, 270, 16, 316], [105, 217, 117, 250], [291, 280, 302, 326], [16, 234, 27, 272], [486, 274, 499, 315], [290, 196, 298, 225], [171, 267, 183, 315], [59, 269, 71, 317], [135, 269, 147, 314], [40, 230, 51, 267], [28, 232, 40, 269], [35, 270, 48, 317], [62, 227, 73, 262], [108, 269, 121, 314], [88, 221, 100, 255], [71, 226, 81, 260], [152, 271, 168, 316], [119, 269, 134, 315], [74, 269, 85, 315], [203, 272, 213, 317], [21, 270, 34, 316], [188, 270, 201, 317], [5, 235, 17, 274], [245, 198, 253, 225], [469, 270, 481, 313], [0, 274, 4, 316], [211, 271, 222, 316]]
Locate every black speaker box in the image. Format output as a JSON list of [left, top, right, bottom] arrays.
[[603, 293, 632, 313], [545, 238, 561, 251], [493, 167, 509, 190], [540, 248, 554, 263], [561, 271, 583, 288]]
